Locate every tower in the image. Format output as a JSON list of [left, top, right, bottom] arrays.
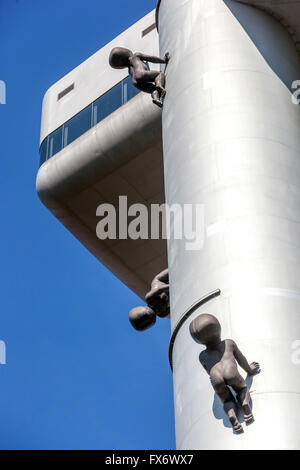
[[157, 0, 300, 449]]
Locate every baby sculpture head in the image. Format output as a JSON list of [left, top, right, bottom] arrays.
[[129, 306, 156, 331], [109, 47, 132, 69], [189, 314, 221, 347]]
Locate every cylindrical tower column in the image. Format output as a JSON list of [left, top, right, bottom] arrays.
[[158, 0, 300, 449]]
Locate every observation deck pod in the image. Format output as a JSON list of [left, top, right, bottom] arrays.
[[36, 10, 167, 299]]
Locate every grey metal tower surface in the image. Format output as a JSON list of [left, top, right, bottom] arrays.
[[157, 0, 300, 450]]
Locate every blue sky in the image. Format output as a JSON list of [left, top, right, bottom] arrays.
[[0, 0, 174, 450]]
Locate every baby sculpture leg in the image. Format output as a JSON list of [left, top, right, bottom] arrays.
[[226, 369, 254, 425], [153, 72, 166, 107], [212, 374, 244, 434], [233, 381, 254, 425]]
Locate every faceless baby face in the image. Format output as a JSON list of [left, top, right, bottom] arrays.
[[129, 305, 156, 331], [109, 47, 132, 69], [189, 314, 221, 346]]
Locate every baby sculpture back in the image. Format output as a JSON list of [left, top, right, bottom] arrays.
[[190, 314, 260, 434]]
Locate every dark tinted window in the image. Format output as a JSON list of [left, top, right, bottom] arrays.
[[40, 77, 141, 166], [39, 137, 48, 166], [48, 127, 63, 158], [93, 81, 122, 124], [63, 104, 92, 147], [122, 76, 140, 103]]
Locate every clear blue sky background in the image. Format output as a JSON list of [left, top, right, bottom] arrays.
[[0, 0, 175, 450]]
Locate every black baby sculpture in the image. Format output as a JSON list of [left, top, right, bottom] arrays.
[[190, 314, 260, 434], [129, 268, 169, 331], [109, 47, 169, 108]]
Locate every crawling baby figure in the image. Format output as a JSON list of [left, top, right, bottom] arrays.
[[109, 47, 169, 107], [189, 314, 260, 434], [129, 269, 169, 331]]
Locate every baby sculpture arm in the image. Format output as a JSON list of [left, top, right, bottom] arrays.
[[146, 268, 169, 299], [135, 52, 170, 64], [145, 269, 169, 317], [232, 341, 260, 375]]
